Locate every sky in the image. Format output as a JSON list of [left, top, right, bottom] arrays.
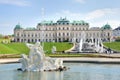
[[0, 0, 120, 35]]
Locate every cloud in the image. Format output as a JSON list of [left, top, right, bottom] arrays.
[[0, 0, 30, 6], [53, 8, 120, 21], [74, 0, 86, 4], [89, 20, 120, 29], [46, 8, 120, 28], [54, 10, 83, 20], [85, 8, 119, 20]]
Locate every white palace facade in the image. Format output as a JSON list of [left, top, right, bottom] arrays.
[[14, 18, 113, 42]]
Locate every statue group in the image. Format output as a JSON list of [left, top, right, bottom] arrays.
[[19, 42, 66, 71]]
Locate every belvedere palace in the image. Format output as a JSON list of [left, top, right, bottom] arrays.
[[14, 18, 112, 42]]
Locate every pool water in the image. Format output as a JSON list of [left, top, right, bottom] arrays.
[[0, 63, 120, 80]]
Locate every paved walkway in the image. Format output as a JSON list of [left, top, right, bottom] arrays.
[[99, 53, 120, 58], [0, 58, 19, 64], [60, 57, 120, 64], [1, 56, 120, 64]]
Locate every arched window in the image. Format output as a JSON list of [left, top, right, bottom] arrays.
[[108, 33, 110, 36], [28, 39, 30, 43], [17, 33, 19, 36], [79, 28, 80, 30], [46, 34, 48, 37], [67, 27, 69, 30], [83, 28, 84, 30], [63, 33, 65, 36], [24, 34, 26, 37], [28, 34, 30, 37], [35, 34, 37, 37], [49, 33, 51, 37], [32, 34, 33, 37], [35, 39, 37, 42], [67, 33, 69, 36], [32, 39, 34, 42], [59, 27, 60, 30], [59, 33, 61, 36]]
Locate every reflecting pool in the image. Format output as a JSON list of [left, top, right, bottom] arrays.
[[0, 63, 120, 80]]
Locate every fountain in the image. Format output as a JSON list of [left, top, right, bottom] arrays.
[[19, 42, 67, 71], [65, 31, 104, 53]]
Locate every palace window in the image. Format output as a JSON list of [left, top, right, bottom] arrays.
[[59, 27, 60, 30], [67, 27, 69, 30], [17, 33, 19, 36], [35, 34, 37, 37], [67, 33, 69, 36], [32, 34, 33, 37], [32, 39, 34, 42], [46, 34, 48, 37], [63, 27, 64, 30], [28, 34, 30, 37], [49, 33, 51, 37], [108, 33, 110, 36], [63, 33, 65, 36], [24, 34, 26, 37], [59, 33, 61, 36]]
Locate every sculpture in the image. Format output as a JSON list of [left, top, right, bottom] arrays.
[[65, 31, 104, 53], [19, 42, 66, 71], [52, 46, 56, 54]]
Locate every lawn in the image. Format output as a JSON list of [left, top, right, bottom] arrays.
[[44, 42, 73, 53], [0, 43, 29, 54], [0, 42, 120, 57], [103, 42, 120, 51], [0, 42, 73, 54]]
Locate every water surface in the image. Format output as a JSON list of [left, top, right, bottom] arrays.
[[0, 63, 120, 80]]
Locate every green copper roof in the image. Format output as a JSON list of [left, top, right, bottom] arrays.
[[72, 20, 89, 25], [38, 20, 54, 25], [38, 18, 89, 26], [14, 24, 23, 30], [57, 17, 70, 24], [102, 23, 112, 30], [26, 27, 36, 30]]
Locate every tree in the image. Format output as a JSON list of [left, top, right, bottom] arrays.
[[115, 37, 120, 42], [0, 34, 3, 38]]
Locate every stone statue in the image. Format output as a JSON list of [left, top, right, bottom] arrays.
[[52, 46, 56, 54], [19, 42, 66, 71]]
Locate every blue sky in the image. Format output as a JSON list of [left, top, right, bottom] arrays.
[[0, 0, 120, 35]]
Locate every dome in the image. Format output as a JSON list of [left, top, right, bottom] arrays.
[[102, 24, 112, 30], [14, 24, 23, 30]]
